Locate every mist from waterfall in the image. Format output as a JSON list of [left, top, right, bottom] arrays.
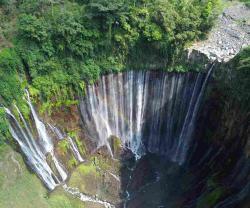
[[80, 68, 213, 164]]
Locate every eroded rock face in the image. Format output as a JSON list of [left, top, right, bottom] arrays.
[[189, 3, 250, 62]]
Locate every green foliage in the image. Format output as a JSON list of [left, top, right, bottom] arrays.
[[234, 47, 250, 70], [58, 140, 70, 156], [0, 0, 222, 109], [240, 0, 250, 7], [78, 162, 97, 175], [18, 0, 58, 16], [0, 48, 23, 105], [68, 130, 77, 138], [230, 47, 250, 110], [67, 131, 86, 156], [79, 60, 101, 83], [75, 137, 87, 156], [200, 0, 222, 36], [215, 47, 250, 112], [18, 14, 49, 43], [68, 157, 78, 169], [0, 108, 9, 143], [0, 0, 17, 15], [48, 194, 82, 208]]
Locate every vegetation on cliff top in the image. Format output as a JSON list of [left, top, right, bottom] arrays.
[[240, 0, 250, 7], [218, 46, 250, 112], [0, 0, 221, 105]]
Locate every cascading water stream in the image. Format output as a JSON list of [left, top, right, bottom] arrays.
[[173, 64, 214, 163], [48, 124, 84, 162], [68, 136, 84, 162], [5, 108, 58, 190], [25, 90, 67, 181], [48, 123, 65, 140], [63, 185, 115, 208], [4, 91, 73, 190], [80, 67, 214, 164]]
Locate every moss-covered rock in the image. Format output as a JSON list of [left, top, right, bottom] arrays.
[[109, 136, 122, 159], [68, 153, 122, 206]]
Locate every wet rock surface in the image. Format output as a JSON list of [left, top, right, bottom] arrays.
[[189, 3, 250, 62]]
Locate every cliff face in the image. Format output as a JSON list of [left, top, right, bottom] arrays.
[[1, 3, 249, 208], [196, 75, 250, 156], [186, 2, 250, 157]]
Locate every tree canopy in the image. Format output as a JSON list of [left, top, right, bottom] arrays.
[[0, 0, 222, 108]]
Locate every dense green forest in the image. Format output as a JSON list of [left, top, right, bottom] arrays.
[[0, 0, 221, 106], [0, 0, 249, 143]]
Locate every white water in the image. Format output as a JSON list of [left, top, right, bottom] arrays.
[[68, 136, 84, 162], [51, 151, 67, 181], [48, 123, 84, 162], [80, 69, 213, 164], [5, 91, 68, 189], [25, 90, 53, 153], [5, 108, 58, 190], [63, 185, 115, 208], [174, 64, 214, 163], [25, 90, 67, 181], [48, 123, 65, 140], [108, 172, 120, 182]]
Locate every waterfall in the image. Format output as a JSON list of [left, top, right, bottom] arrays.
[[3, 68, 213, 191], [25, 90, 67, 181], [48, 124, 84, 162], [25, 90, 53, 154], [5, 108, 58, 190], [5, 91, 68, 190], [48, 123, 65, 140], [80, 68, 213, 164], [173, 65, 214, 163], [68, 136, 84, 162]]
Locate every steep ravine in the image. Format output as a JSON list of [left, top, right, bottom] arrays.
[[3, 61, 249, 208], [1, 3, 250, 208], [3, 55, 250, 208]]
